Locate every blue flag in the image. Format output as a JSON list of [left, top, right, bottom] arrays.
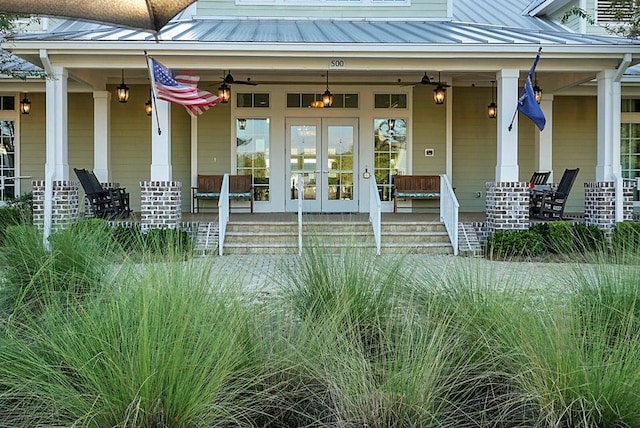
[[517, 49, 546, 131]]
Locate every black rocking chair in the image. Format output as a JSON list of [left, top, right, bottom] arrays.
[[74, 168, 131, 219], [531, 168, 580, 221]]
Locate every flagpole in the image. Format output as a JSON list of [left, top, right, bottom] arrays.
[[508, 47, 543, 132], [507, 108, 518, 132], [144, 50, 162, 135]]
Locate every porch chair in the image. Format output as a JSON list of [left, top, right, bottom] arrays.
[[529, 171, 551, 216], [531, 168, 579, 221], [529, 171, 551, 188], [74, 168, 131, 219]]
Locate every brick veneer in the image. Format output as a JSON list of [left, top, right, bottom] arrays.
[[485, 181, 530, 233], [584, 181, 634, 240], [83, 182, 121, 217], [32, 180, 79, 231], [140, 181, 182, 231]]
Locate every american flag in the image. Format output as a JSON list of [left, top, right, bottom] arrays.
[[149, 57, 220, 117]]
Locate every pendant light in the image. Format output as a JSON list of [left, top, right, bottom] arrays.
[[487, 80, 497, 119], [19, 93, 31, 114], [433, 72, 446, 105], [533, 73, 542, 104], [217, 83, 231, 104], [144, 89, 152, 116], [322, 71, 333, 107], [116, 69, 130, 103]]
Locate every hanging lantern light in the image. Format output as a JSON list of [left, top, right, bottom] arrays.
[[217, 83, 231, 103], [322, 71, 333, 107], [116, 69, 130, 103], [19, 93, 31, 114], [487, 81, 497, 119]]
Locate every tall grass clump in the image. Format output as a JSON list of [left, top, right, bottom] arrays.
[[0, 256, 261, 427], [0, 219, 116, 317], [269, 247, 489, 426]]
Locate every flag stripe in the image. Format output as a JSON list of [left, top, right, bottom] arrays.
[[149, 57, 219, 118]]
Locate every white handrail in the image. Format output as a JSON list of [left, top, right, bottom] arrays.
[[218, 173, 230, 256], [297, 173, 303, 256], [613, 172, 624, 223], [440, 174, 459, 256], [369, 174, 382, 255]]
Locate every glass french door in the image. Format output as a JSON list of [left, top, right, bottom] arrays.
[[287, 118, 358, 212], [0, 120, 16, 201]]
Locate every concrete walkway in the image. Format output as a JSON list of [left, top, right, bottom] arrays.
[[203, 253, 573, 296]]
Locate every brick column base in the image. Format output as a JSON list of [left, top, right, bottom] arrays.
[[140, 181, 182, 231], [584, 181, 634, 240], [83, 182, 122, 217], [485, 181, 530, 233], [32, 180, 80, 232]]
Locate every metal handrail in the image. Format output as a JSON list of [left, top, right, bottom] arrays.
[[369, 175, 382, 255], [440, 174, 459, 256], [297, 173, 303, 256], [218, 173, 230, 256]]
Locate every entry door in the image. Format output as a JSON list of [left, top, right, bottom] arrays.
[[0, 120, 16, 201], [286, 118, 358, 212]]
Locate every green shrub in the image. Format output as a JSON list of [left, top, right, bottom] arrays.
[[485, 230, 544, 259], [612, 221, 640, 255], [572, 223, 605, 253], [530, 222, 605, 256], [143, 228, 193, 257]]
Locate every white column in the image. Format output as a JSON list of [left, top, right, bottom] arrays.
[[150, 99, 172, 180], [495, 69, 520, 182], [596, 69, 620, 181], [45, 66, 69, 181], [92, 91, 111, 182], [535, 95, 554, 182]]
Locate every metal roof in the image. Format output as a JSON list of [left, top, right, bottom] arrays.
[[453, 0, 564, 31], [13, 18, 640, 46]]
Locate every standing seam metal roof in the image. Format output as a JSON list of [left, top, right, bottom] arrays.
[[13, 19, 640, 45]]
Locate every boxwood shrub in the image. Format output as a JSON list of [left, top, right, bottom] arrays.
[[484, 229, 544, 259]]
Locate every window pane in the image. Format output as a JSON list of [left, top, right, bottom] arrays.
[[374, 94, 389, 108], [345, 93, 358, 108], [374, 118, 407, 201], [254, 93, 269, 107], [236, 93, 253, 108], [287, 93, 300, 108]]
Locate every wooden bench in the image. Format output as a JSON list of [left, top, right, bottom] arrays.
[[393, 175, 441, 213], [191, 174, 254, 213]]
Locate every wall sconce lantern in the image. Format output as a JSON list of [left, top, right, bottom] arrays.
[[322, 71, 333, 107], [217, 83, 231, 104], [238, 118, 247, 130], [433, 84, 446, 105], [487, 81, 497, 119], [533, 73, 542, 104], [19, 94, 31, 115], [117, 69, 130, 103]]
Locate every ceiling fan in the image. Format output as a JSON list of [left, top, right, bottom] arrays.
[[402, 71, 451, 88], [216, 70, 258, 86]]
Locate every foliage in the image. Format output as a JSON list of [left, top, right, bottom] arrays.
[[2, 237, 640, 426], [562, 1, 640, 39], [0, 221, 115, 318], [0, 14, 46, 80], [611, 220, 640, 256], [485, 229, 545, 259], [530, 221, 605, 255]]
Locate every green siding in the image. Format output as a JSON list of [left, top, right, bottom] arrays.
[[452, 86, 496, 213], [20, 92, 46, 185], [196, 0, 448, 19], [552, 96, 597, 213]]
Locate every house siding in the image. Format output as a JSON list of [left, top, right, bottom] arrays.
[[196, 0, 449, 19], [552, 95, 597, 214]]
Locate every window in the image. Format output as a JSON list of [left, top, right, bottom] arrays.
[[374, 94, 407, 109], [0, 96, 15, 111], [236, 93, 270, 108], [374, 118, 407, 201], [286, 93, 358, 108], [237, 118, 270, 201], [0, 120, 16, 200]]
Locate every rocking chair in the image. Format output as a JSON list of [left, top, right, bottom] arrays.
[[74, 168, 131, 219], [531, 168, 579, 221]]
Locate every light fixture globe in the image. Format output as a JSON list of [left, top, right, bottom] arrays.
[[433, 85, 446, 105], [144, 99, 152, 116], [217, 83, 231, 103]]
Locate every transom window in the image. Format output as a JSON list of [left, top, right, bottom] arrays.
[[286, 93, 359, 108], [374, 94, 407, 109], [0, 96, 15, 111], [236, 93, 270, 108]]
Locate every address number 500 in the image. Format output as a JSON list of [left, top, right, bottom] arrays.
[[330, 59, 345, 69]]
